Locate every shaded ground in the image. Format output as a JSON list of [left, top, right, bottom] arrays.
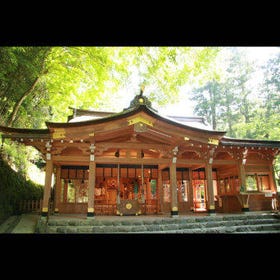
[[0, 213, 40, 233]]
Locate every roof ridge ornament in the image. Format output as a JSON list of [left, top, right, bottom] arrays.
[[125, 85, 157, 112], [140, 84, 145, 96]]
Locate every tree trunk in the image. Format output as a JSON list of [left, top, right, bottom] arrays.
[[7, 76, 40, 127], [6, 47, 51, 127]]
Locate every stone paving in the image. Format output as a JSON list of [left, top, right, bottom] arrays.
[[0, 213, 40, 233], [0, 215, 21, 233]]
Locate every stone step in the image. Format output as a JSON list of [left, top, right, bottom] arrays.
[[47, 213, 277, 227], [46, 219, 280, 234], [48, 216, 279, 227], [234, 230, 280, 234], [134, 223, 280, 234], [166, 223, 280, 234], [41, 212, 280, 233]]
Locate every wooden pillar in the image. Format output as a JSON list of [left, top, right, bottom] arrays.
[[170, 147, 179, 216], [141, 163, 145, 203], [237, 160, 249, 212], [116, 163, 122, 215], [63, 180, 68, 203], [41, 156, 53, 217], [54, 166, 61, 214], [147, 180, 151, 201], [269, 163, 277, 193], [271, 159, 280, 207], [87, 144, 96, 218], [157, 169, 163, 213], [206, 163, 215, 214], [87, 161, 96, 217], [188, 169, 194, 211], [117, 163, 120, 204], [238, 162, 246, 191]]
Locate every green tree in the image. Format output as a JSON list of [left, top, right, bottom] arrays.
[[191, 48, 257, 137], [225, 48, 257, 138], [261, 51, 280, 124], [0, 47, 51, 127], [237, 50, 280, 141], [1, 46, 221, 126], [191, 80, 222, 130], [126, 47, 220, 106]]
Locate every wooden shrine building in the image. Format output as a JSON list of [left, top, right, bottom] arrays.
[[0, 92, 280, 217]]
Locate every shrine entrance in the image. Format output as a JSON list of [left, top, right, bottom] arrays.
[[193, 183, 206, 212], [57, 164, 159, 215], [192, 168, 207, 212]]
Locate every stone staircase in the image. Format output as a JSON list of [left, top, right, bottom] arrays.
[[35, 212, 280, 234]]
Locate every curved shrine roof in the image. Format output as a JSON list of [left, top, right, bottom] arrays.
[[47, 102, 226, 136], [0, 93, 280, 149]]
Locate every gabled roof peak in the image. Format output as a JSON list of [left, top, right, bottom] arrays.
[[123, 87, 157, 112]]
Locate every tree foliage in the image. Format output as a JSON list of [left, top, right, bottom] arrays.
[[0, 46, 221, 126], [191, 47, 280, 187], [191, 80, 222, 130], [191, 48, 258, 137], [0, 47, 51, 127]]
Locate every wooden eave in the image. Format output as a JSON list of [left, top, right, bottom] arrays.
[[68, 107, 116, 117], [0, 125, 49, 136], [0, 126, 50, 143], [220, 137, 280, 148], [0, 126, 51, 154]]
